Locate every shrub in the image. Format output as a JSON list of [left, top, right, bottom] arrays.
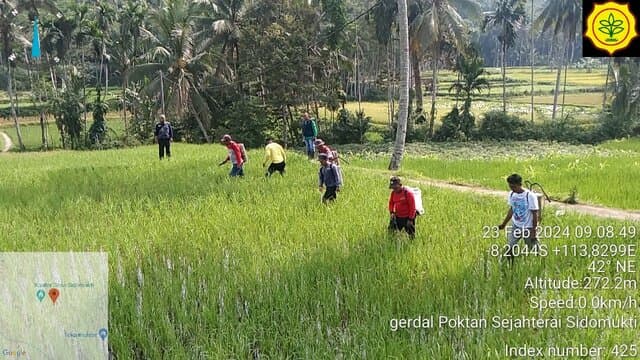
[[364, 131, 385, 144], [321, 109, 371, 144], [210, 99, 276, 148], [433, 107, 475, 142], [535, 116, 601, 144], [127, 87, 156, 144], [476, 111, 533, 141], [363, 86, 388, 102], [88, 89, 109, 147]]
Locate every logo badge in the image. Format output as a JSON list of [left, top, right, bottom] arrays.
[[585, 2, 638, 55]]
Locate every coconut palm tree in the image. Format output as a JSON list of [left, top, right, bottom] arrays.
[[91, 1, 115, 95], [450, 53, 489, 111], [111, 0, 146, 132], [131, 0, 214, 143], [535, 0, 581, 120], [389, 0, 410, 170], [482, 0, 526, 113], [198, 0, 245, 85], [0, 0, 25, 150], [374, 0, 480, 137], [411, 0, 481, 137], [449, 52, 489, 135]]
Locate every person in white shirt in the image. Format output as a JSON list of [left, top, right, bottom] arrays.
[[498, 174, 539, 260]]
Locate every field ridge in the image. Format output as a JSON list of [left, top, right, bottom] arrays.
[[355, 167, 640, 222]]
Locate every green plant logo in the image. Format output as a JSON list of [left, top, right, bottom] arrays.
[[598, 12, 625, 42]]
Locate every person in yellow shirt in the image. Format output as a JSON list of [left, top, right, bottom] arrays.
[[263, 138, 287, 177]]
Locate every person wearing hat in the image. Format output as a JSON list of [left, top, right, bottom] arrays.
[[314, 138, 340, 165], [314, 139, 331, 157], [388, 176, 416, 238], [154, 114, 173, 160], [263, 138, 287, 177], [219, 134, 245, 177], [318, 153, 342, 203]]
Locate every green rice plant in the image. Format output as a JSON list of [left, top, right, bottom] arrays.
[[352, 141, 640, 210], [0, 144, 637, 358]]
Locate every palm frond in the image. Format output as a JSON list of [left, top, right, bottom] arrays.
[[130, 63, 166, 83]]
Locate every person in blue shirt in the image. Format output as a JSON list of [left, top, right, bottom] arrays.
[[318, 153, 342, 203], [154, 114, 173, 160]]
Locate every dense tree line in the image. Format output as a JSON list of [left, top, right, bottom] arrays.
[[0, 0, 638, 153]]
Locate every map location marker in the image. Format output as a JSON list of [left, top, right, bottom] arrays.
[[36, 289, 46, 302], [98, 328, 108, 341], [48, 288, 60, 304]]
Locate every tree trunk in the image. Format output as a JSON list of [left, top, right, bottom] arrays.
[[81, 42, 87, 130], [560, 60, 568, 119], [387, 42, 393, 126], [105, 61, 109, 97], [389, 0, 410, 170], [428, 49, 439, 138], [455, 72, 461, 108], [286, 104, 297, 146], [7, 67, 25, 151], [603, 57, 611, 109], [190, 104, 212, 143], [551, 45, 566, 121], [282, 106, 289, 148], [36, 59, 49, 150], [530, 0, 535, 123], [412, 52, 423, 113], [501, 39, 506, 112], [122, 71, 128, 135]]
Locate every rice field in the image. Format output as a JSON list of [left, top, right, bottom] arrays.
[[0, 144, 638, 358], [350, 140, 640, 210]]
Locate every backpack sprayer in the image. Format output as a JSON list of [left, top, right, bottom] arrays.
[[525, 180, 551, 222]]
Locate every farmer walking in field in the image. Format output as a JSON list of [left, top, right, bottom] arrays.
[[263, 138, 286, 177], [318, 153, 342, 203], [388, 176, 417, 239], [498, 174, 540, 261], [154, 114, 173, 160], [219, 134, 245, 177], [300, 112, 318, 160], [314, 138, 339, 165]]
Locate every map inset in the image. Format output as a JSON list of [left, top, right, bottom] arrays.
[[0, 252, 108, 359]]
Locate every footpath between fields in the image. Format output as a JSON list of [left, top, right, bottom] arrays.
[[354, 167, 640, 222]]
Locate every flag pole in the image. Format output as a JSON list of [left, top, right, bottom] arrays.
[[32, 16, 48, 150]]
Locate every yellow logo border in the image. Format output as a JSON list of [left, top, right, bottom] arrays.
[[585, 2, 638, 55]]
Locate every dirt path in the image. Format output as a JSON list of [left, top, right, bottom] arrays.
[[356, 167, 640, 222], [0, 131, 12, 153]]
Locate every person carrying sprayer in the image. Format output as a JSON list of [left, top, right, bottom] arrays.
[[498, 173, 540, 261], [218, 134, 246, 177]]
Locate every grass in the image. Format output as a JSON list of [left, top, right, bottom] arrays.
[[1, 113, 127, 151], [510, 93, 605, 107], [330, 67, 606, 127], [337, 98, 601, 127], [0, 144, 637, 358], [600, 138, 640, 152], [350, 141, 640, 210]]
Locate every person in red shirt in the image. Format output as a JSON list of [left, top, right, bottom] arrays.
[[388, 176, 416, 238], [314, 139, 339, 165], [218, 134, 245, 177]]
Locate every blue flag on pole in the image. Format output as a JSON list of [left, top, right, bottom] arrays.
[[32, 17, 41, 58]]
